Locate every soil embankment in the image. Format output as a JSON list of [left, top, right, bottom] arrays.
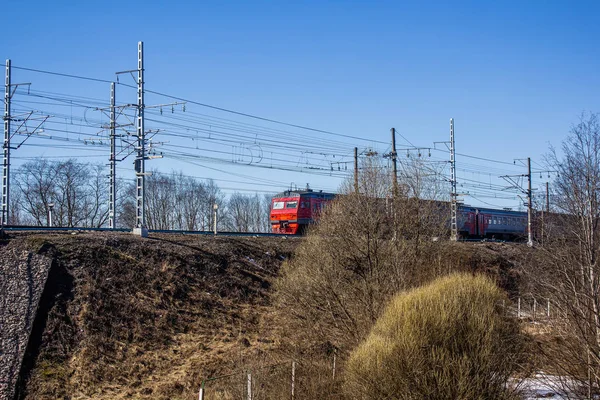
[[1, 232, 299, 400], [0, 232, 527, 400]]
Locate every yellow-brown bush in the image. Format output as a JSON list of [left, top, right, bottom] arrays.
[[344, 273, 525, 400]]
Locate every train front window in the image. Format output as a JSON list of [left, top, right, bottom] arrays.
[[273, 201, 284, 210], [286, 201, 298, 209]]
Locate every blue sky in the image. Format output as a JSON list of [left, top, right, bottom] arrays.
[[1, 1, 599, 208]]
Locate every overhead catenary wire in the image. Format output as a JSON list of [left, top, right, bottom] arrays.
[[6, 63, 539, 211]]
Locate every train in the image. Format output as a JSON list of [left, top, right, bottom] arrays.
[[270, 189, 528, 239], [269, 189, 335, 234]]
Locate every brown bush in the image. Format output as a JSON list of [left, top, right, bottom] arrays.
[[344, 273, 526, 400]]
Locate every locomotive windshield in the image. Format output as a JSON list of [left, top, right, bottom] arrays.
[[286, 201, 298, 209], [273, 201, 284, 210]]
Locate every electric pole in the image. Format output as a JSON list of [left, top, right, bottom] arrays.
[[526, 157, 533, 247], [354, 147, 358, 194], [134, 41, 148, 237], [546, 181, 550, 213], [109, 82, 116, 229], [450, 118, 458, 241], [500, 157, 535, 247], [391, 128, 398, 197], [1, 60, 10, 226]]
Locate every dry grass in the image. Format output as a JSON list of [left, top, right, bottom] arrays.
[[11, 232, 299, 400], [344, 274, 528, 400]]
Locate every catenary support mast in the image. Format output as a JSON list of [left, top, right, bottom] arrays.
[[109, 82, 116, 229], [354, 147, 358, 194], [134, 41, 148, 236], [450, 118, 458, 241], [1, 60, 11, 226], [391, 128, 398, 197], [527, 157, 533, 247]]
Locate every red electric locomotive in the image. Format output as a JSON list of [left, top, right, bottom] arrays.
[[270, 189, 335, 234]]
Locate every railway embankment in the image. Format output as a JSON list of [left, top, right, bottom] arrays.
[[0, 231, 300, 400], [0, 230, 528, 400]]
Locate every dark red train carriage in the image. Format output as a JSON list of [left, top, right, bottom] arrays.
[[458, 206, 527, 239]]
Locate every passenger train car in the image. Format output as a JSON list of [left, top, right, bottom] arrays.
[[458, 206, 527, 240], [270, 189, 528, 239]]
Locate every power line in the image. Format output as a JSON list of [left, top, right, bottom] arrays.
[[12, 64, 387, 145]]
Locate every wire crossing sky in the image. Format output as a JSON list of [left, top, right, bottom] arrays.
[[2, 1, 599, 208]]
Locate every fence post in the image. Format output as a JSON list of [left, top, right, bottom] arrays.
[[517, 297, 521, 318], [533, 298, 537, 322], [291, 361, 296, 400], [332, 350, 337, 380], [247, 371, 252, 400], [547, 298, 550, 318], [198, 380, 205, 400]]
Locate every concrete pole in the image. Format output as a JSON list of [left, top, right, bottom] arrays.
[[213, 203, 218, 235], [291, 361, 296, 399], [527, 157, 533, 247], [354, 147, 358, 194]]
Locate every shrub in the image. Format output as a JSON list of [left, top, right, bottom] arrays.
[[344, 273, 526, 400]]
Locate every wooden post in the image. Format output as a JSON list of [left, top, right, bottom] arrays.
[[517, 297, 521, 318], [533, 298, 537, 322], [547, 298, 550, 318]]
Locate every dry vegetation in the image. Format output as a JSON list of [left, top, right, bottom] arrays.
[[345, 274, 527, 400], [9, 232, 299, 400], [9, 154, 572, 399], [270, 157, 530, 398]]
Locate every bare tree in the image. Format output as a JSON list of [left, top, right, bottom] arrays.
[[276, 156, 452, 353], [15, 159, 57, 226], [13, 159, 110, 228], [225, 193, 269, 232], [83, 164, 110, 228], [530, 112, 600, 398]]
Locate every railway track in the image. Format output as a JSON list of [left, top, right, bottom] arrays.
[[0, 225, 290, 238]]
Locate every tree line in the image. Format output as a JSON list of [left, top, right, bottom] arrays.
[[8, 159, 273, 232]]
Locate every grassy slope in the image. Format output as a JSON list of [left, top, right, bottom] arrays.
[[4, 233, 529, 400], [10, 232, 299, 400]]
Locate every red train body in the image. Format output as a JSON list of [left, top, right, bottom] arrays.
[[270, 189, 335, 234], [270, 189, 527, 239], [458, 206, 527, 239]]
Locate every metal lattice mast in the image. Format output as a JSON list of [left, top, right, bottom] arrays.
[[450, 118, 458, 241], [2, 60, 11, 226], [134, 41, 147, 236], [109, 82, 116, 229]]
